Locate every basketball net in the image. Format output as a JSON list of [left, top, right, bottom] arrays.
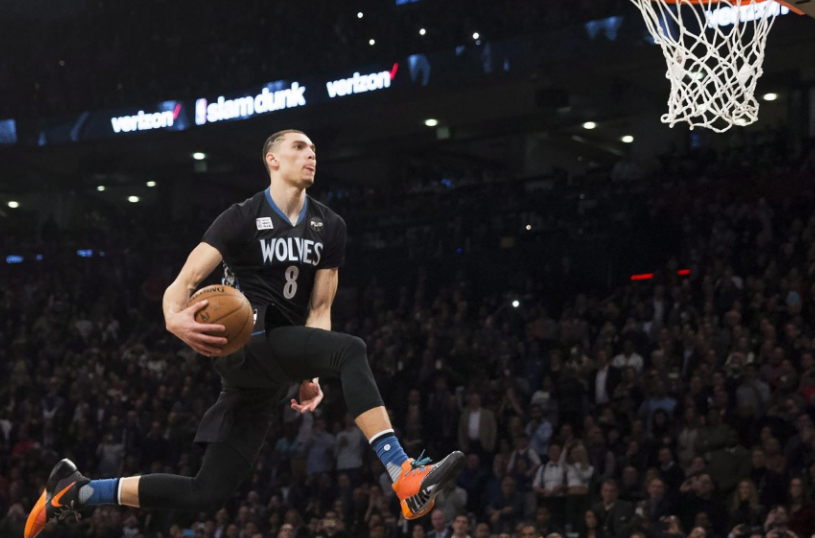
[[629, 0, 784, 132]]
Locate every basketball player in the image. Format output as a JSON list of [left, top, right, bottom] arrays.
[[25, 130, 465, 538]]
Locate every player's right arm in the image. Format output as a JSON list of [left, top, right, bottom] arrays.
[[163, 242, 228, 357]]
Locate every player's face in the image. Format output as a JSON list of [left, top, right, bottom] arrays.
[[269, 133, 317, 188]]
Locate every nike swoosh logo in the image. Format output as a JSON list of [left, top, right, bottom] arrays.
[[51, 481, 76, 508]]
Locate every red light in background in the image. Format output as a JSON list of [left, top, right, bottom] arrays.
[[630, 269, 690, 281]]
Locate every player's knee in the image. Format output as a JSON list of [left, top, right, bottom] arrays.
[[343, 335, 367, 362]]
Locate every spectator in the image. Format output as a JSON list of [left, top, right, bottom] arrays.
[[612, 340, 644, 373], [679, 474, 725, 537], [657, 448, 684, 494], [644, 478, 674, 523], [519, 525, 538, 538], [427, 509, 452, 538], [580, 510, 600, 538], [591, 350, 621, 409], [533, 443, 567, 523], [619, 466, 644, 504], [708, 431, 751, 497], [305, 417, 336, 476], [786, 477, 815, 538], [507, 434, 542, 483], [590, 480, 635, 538], [96, 433, 125, 476], [435, 481, 468, 523], [525, 405, 554, 459], [335, 414, 366, 484], [457, 454, 488, 513], [535, 506, 562, 538], [451, 515, 472, 538], [474, 523, 490, 538], [728, 479, 763, 529], [488, 476, 525, 534], [735, 366, 771, 417], [459, 393, 498, 461], [566, 444, 594, 526], [638, 380, 677, 433]]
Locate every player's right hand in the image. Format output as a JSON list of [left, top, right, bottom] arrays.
[[166, 300, 228, 357]]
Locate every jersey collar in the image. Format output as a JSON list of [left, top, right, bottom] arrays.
[[265, 188, 308, 227]]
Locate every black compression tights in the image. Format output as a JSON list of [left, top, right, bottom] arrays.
[[138, 443, 250, 512], [266, 326, 385, 417]]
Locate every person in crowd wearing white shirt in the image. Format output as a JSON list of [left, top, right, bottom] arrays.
[[508, 434, 542, 481], [458, 393, 497, 463], [335, 414, 365, 485], [533, 443, 568, 525], [566, 443, 595, 527], [612, 340, 644, 372], [435, 481, 468, 524]]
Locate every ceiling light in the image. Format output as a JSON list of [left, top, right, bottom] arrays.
[[472, 32, 480, 40], [146, 181, 156, 187], [621, 135, 634, 143], [192, 152, 206, 160], [369, 39, 375, 46], [357, 11, 363, 18], [582, 121, 597, 130], [424, 118, 439, 127], [8, 201, 19, 208], [419, 28, 426, 35], [97, 185, 105, 192], [525, 225, 532, 230], [763, 92, 778, 101], [128, 196, 140, 203], [512, 300, 520, 308]]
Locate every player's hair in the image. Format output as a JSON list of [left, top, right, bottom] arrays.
[[262, 129, 306, 175]]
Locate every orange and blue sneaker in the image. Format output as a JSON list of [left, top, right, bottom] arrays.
[[25, 459, 89, 538], [392, 450, 465, 520]]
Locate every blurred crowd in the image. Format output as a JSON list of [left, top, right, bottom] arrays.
[[4, 132, 815, 538], [0, 0, 630, 119]]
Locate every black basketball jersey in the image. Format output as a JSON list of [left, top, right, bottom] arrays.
[[201, 188, 346, 326]]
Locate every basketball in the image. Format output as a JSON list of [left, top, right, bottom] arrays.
[[188, 285, 254, 355]]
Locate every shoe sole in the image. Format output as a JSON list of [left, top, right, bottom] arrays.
[[421, 451, 466, 496], [403, 451, 466, 517], [25, 490, 47, 538]]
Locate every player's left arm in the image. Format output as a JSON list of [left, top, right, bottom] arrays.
[[291, 267, 339, 414], [305, 267, 339, 331]]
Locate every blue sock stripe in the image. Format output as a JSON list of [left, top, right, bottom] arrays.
[[84, 479, 119, 506], [372, 434, 409, 470]]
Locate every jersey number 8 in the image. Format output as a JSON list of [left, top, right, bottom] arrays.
[[284, 265, 300, 299]]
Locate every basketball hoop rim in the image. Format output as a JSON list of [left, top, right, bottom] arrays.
[[653, 0, 804, 15]]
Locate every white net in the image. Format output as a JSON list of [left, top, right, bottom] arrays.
[[629, 0, 784, 132]]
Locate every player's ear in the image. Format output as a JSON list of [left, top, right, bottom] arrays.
[[265, 152, 278, 171]]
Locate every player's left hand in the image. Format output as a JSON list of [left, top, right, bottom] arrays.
[[291, 378, 323, 413]]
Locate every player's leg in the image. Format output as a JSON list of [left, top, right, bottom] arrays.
[[265, 326, 465, 519], [25, 443, 250, 538]]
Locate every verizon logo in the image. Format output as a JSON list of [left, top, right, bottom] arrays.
[[111, 104, 182, 134], [326, 63, 399, 98]]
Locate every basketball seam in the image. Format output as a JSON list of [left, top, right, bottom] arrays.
[[199, 299, 247, 326]]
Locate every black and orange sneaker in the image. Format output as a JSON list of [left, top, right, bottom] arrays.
[[25, 459, 89, 538], [392, 450, 465, 520]]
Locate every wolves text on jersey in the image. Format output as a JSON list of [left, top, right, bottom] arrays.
[[259, 238, 323, 266]]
